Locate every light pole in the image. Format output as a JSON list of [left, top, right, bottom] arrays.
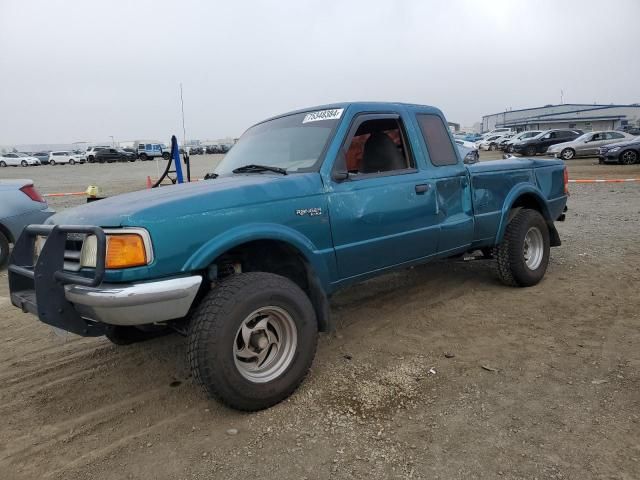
[[109, 136, 115, 147]]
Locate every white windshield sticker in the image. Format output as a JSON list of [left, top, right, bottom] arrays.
[[302, 108, 344, 123]]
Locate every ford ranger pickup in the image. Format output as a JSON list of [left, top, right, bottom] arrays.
[[8, 102, 569, 411]]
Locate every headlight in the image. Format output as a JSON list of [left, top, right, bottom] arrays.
[[608, 147, 620, 153], [80, 228, 153, 269]]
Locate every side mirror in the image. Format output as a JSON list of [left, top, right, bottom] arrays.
[[332, 150, 349, 182]]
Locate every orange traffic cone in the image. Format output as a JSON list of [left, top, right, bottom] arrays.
[[146, 176, 153, 189]]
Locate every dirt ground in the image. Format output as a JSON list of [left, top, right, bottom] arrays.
[[1, 153, 639, 479]]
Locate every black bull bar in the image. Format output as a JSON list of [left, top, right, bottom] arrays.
[[8, 224, 108, 336]]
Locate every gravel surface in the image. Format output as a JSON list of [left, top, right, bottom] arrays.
[[1, 153, 639, 479]]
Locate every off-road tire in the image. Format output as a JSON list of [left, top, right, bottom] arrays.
[[188, 272, 318, 411], [495, 208, 550, 287], [0, 231, 10, 269]]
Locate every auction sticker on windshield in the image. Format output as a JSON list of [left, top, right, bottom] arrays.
[[302, 108, 344, 123]]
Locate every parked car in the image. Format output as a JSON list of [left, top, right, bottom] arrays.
[[454, 139, 479, 164], [482, 127, 513, 138], [8, 102, 568, 411], [615, 125, 640, 136], [0, 153, 40, 167], [0, 179, 54, 267], [477, 134, 507, 151], [136, 143, 171, 160], [84, 146, 110, 163], [48, 151, 85, 165], [503, 131, 543, 153], [463, 133, 483, 142], [95, 148, 137, 163], [31, 152, 50, 164], [598, 136, 640, 165], [512, 129, 583, 156], [547, 131, 634, 160]]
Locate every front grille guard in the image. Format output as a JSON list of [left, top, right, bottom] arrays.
[[8, 225, 108, 336]]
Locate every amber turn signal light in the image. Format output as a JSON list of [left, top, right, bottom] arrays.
[[106, 234, 147, 269]]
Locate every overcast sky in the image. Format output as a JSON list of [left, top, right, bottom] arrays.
[[1, 0, 639, 145]]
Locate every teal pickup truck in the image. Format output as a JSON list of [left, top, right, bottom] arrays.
[[9, 102, 568, 411]]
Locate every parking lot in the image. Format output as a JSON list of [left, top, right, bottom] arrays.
[[1, 153, 639, 479]]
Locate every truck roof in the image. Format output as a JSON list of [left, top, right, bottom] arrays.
[[258, 101, 444, 125]]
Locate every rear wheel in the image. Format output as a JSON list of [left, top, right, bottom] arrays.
[[560, 148, 575, 160], [525, 145, 537, 156], [87, 155, 95, 163], [20, 160, 28, 167], [162, 152, 171, 160], [188, 272, 318, 411], [49, 160, 56, 165], [619, 150, 638, 165], [489, 143, 496, 151], [495, 208, 550, 287], [139, 153, 148, 161], [69, 159, 76, 165], [0, 161, 6, 167], [0, 231, 9, 268]]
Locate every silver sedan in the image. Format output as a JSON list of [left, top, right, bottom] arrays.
[[0, 179, 55, 267], [547, 131, 634, 160]]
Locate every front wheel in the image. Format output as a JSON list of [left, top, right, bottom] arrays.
[[560, 148, 575, 160], [525, 146, 537, 156], [49, 160, 56, 165], [495, 208, 550, 287], [69, 159, 76, 165], [619, 150, 638, 165], [0, 161, 6, 167], [162, 152, 171, 160], [188, 272, 318, 411], [21, 160, 28, 167]]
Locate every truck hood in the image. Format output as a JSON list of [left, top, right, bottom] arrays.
[[47, 173, 324, 227]]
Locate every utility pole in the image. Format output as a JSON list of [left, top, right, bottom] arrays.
[[560, 89, 564, 104], [180, 83, 187, 147]]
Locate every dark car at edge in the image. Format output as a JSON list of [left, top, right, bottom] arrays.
[[513, 129, 583, 156]]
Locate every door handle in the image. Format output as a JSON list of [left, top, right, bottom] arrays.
[[415, 184, 429, 194]]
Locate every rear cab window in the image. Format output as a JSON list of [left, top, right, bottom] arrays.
[[416, 114, 459, 167]]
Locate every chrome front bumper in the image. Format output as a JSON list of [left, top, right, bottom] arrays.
[[64, 275, 202, 326]]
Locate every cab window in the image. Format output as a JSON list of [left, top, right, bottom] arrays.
[[416, 114, 458, 166], [341, 117, 414, 176]]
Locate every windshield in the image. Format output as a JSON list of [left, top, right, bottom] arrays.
[[214, 110, 342, 175]]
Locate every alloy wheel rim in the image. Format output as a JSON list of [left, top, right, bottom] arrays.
[[233, 306, 297, 383], [622, 151, 636, 164], [523, 227, 544, 270], [562, 150, 573, 160]]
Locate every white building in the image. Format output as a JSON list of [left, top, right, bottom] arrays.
[[482, 104, 640, 133]]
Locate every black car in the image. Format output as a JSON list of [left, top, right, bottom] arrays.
[[598, 137, 640, 165], [95, 148, 137, 163], [513, 129, 583, 156]]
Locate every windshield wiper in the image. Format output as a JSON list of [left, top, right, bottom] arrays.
[[232, 164, 288, 175]]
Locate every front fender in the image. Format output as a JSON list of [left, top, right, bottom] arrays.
[[495, 184, 552, 244], [181, 223, 332, 290]]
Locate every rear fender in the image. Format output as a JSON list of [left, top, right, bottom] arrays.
[[496, 185, 560, 246]]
